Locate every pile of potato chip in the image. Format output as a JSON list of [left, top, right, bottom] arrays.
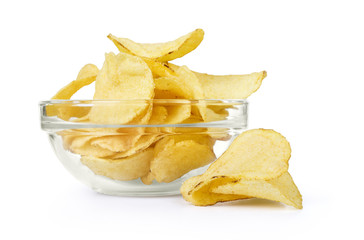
[[47, 29, 302, 208], [49, 29, 267, 186]]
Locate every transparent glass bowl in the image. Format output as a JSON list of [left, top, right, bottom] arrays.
[[40, 99, 247, 196]]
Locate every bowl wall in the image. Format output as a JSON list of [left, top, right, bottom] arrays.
[[41, 100, 247, 196]]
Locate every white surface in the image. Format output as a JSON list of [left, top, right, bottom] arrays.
[[1, 0, 363, 239]]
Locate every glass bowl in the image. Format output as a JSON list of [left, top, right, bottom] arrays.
[[40, 99, 247, 196]]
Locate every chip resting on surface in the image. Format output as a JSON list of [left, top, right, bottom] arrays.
[[88, 52, 154, 124], [211, 172, 302, 209], [180, 129, 302, 208], [107, 29, 204, 62]]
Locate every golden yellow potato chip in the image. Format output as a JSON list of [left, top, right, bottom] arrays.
[[81, 148, 154, 181], [110, 134, 162, 159], [200, 129, 291, 180], [194, 70, 267, 99], [142, 58, 176, 78], [148, 135, 216, 183], [180, 175, 250, 205], [107, 29, 204, 62], [60, 128, 137, 158], [154, 78, 193, 124], [155, 66, 206, 119], [140, 171, 155, 185], [47, 64, 99, 119], [181, 129, 292, 206], [88, 52, 154, 124], [149, 106, 168, 124], [90, 127, 144, 152], [168, 63, 266, 99], [51, 64, 99, 100], [62, 134, 116, 158], [211, 172, 302, 209], [164, 104, 191, 124]]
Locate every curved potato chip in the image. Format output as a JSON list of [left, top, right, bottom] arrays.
[[60, 128, 140, 158], [90, 127, 144, 152], [51, 64, 99, 100], [148, 135, 216, 183], [165, 104, 191, 124], [47, 64, 99, 119], [149, 106, 168, 124], [81, 148, 153, 181], [211, 172, 302, 209], [62, 134, 116, 158], [107, 29, 204, 62], [180, 175, 250, 205], [194, 70, 267, 99], [181, 129, 292, 206], [142, 58, 175, 78], [169, 63, 266, 99], [155, 66, 206, 119], [110, 134, 162, 159], [88, 52, 154, 124]]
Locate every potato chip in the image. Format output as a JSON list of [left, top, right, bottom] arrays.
[[88, 52, 154, 124], [142, 58, 176, 78], [81, 148, 153, 181], [194, 70, 267, 99], [149, 106, 168, 124], [180, 175, 250, 205], [107, 29, 204, 62], [62, 134, 116, 158], [60, 128, 137, 158], [90, 127, 144, 152], [168, 63, 266, 99], [148, 134, 216, 183], [47, 64, 99, 119], [110, 134, 162, 159], [51, 64, 99, 100], [155, 66, 206, 119], [181, 129, 292, 206], [164, 104, 191, 124], [211, 172, 302, 209]]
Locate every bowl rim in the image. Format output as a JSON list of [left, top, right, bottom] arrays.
[[39, 99, 248, 105], [40, 99, 248, 131]]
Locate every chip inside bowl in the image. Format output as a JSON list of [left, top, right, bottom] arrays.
[[45, 28, 274, 195], [88, 52, 154, 124]]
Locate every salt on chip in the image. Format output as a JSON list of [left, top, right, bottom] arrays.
[[148, 134, 216, 183], [88, 52, 154, 124], [47, 64, 99, 120], [81, 148, 153, 181], [211, 172, 302, 209], [107, 29, 204, 62], [181, 129, 292, 206]]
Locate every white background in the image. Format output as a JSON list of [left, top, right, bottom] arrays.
[[1, 0, 363, 239]]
